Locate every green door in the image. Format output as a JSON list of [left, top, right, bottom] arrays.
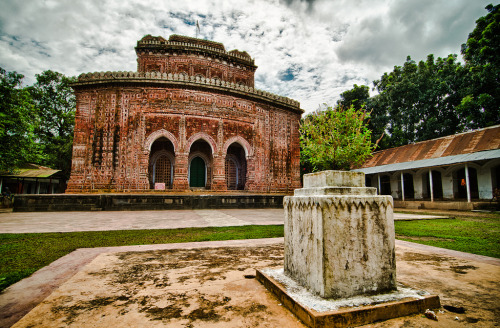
[[190, 157, 206, 187]]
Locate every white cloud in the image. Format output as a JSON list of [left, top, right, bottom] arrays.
[[0, 0, 491, 113]]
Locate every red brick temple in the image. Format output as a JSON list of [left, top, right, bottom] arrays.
[[66, 35, 303, 193]]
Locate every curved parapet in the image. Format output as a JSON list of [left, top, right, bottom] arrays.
[[73, 71, 302, 113]]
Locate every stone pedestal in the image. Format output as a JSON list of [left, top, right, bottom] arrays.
[[284, 170, 396, 299]]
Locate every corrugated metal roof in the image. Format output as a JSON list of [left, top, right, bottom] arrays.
[[1, 164, 61, 178], [354, 149, 500, 174], [360, 125, 500, 169]]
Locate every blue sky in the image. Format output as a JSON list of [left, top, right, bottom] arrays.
[[0, 0, 491, 113]]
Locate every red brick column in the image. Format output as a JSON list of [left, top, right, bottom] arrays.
[[211, 154, 227, 190], [173, 152, 189, 190], [244, 156, 256, 191]]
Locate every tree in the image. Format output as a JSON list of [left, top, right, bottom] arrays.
[[460, 4, 500, 128], [28, 70, 76, 179], [367, 54, 468, 149], [337, 84, 370, 111], [0, 68, 40, 172], [300, 105, 375, 173]]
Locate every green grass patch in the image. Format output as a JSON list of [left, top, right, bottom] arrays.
[[395, 215, 500, 258], [0, 225, 284, 292]]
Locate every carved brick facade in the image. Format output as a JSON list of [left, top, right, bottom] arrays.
[[66, 35, 303, 193]]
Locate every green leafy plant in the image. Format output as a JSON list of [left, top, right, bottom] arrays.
[[300, 105, 375, 173]]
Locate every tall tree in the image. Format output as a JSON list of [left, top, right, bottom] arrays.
[[337, 84, 370, 111], [0, 68, 40, 172], [300, 105, 375, 173], [367, 54, 468, 149], [460, 4, 500, 128], [27, 70, 76, 180]]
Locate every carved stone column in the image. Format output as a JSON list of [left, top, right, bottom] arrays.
[[211, 119, 226, 191], [244, 155, 256, 191]]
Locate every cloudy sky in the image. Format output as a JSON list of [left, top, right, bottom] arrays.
[[0, 0, 491, 113]]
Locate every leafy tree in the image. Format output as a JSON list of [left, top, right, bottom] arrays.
[[28, 70, 76, 179], [337, 84, 370, 111], [367, 54, 468, 149], [300, 105, 375, 173], [353, 5, 499, 150], [0, 68, 40, 172], [459, 4, 500, 128]]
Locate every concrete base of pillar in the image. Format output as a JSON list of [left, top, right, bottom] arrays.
[[211, 178, 227, 191], [257, 269, 440, 328], [172, 179, 189, 191]]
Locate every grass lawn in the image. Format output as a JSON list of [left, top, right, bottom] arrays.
[[0, 225, 284, 292], [394, 213, 500, 259]]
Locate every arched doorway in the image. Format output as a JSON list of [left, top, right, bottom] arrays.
[[149, 137, 175, 189], [225, 142, 247, 190], [188, 139, 212, 188]]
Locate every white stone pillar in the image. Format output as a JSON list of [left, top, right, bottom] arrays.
[[401, 171, 405, 201], [429, 169, 434, 202], [465, 164, 471, 202], [284, 170, 395, 299]]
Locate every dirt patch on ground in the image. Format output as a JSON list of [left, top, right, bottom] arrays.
[[12, 244, 303, 328], [11, 243, 500, 328]]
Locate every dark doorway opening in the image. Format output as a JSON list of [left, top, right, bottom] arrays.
[[189, 156, 206, 187], [380, 175, 391, 195], [456, 167, 478, 199], [189, 139, 212, 188], [225, 143, 247, 190], [149, 137, 175, 189], [402, 173, 414, 199]]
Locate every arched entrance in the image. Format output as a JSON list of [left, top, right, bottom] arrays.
[[149, 137, 175, 189], [188, 139, 212, 188], [225, 142, 247, 190]]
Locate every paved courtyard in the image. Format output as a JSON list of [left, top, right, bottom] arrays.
[[0, 209, 447, 233], [1, 238, 499, 328], [3, 208, 496, 328]]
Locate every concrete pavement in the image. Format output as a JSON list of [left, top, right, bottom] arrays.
[[0, 209, 447, 233]]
